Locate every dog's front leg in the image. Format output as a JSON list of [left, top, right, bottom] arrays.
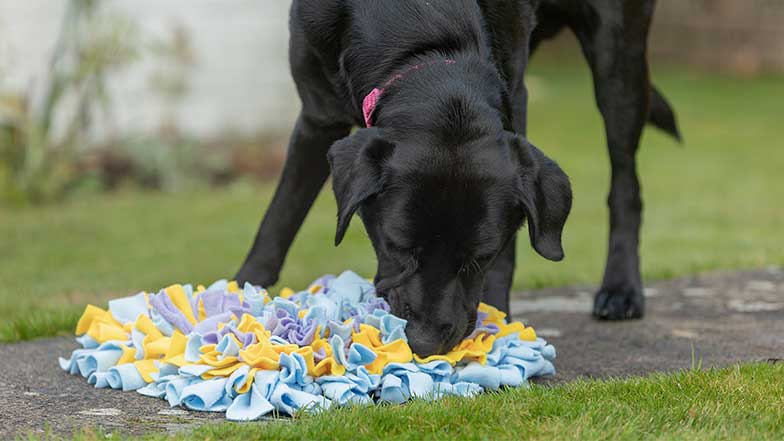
[[482, 236, 517, 314], [481, 75, 532, 315], [235, 114, 351, 287]]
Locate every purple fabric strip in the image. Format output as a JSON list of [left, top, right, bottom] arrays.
[[149, 290, 194, 334]]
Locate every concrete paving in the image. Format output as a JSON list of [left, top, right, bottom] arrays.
[[2, 268, 782, 438], [515, 267, 783, 382]]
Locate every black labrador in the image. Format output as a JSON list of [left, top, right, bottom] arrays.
[[235, 0, 681, 357]]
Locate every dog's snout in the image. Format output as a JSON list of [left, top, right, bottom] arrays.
[[406, 318, 465, 357], [408, 336, 442, 358], [393, 275, 483, 357], [439, 322, 455, 339]]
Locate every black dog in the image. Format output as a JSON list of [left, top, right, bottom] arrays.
[[236, 0, 680, 356]]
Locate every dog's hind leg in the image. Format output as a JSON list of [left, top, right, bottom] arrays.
[[235, 115, 351, 287], [571, 1, 654, 320]]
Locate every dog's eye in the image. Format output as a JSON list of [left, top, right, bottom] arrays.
[[387, 240, 420, 255], [385, 240, 408, 253], [386, 241, 421, 270]]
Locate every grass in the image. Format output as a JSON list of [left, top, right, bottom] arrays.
[[2, 62, 783, 342], [52, 363, 784, 440]]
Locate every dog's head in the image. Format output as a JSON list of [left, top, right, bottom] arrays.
[[328, 127, 571, 356]]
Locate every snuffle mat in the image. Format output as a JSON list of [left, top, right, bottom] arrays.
[[60, 271, 555, 421]]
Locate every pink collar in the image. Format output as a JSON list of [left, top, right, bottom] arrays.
[[362, 59, 456, 128]]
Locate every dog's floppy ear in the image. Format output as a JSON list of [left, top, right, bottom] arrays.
[[509, 134, 573, 261], [327, 128, 395, 246]]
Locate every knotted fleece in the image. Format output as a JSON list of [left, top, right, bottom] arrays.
[[60, 271, 555, 421]]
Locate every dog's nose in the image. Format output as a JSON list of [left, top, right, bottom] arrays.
[[406, 322, 459, 357], [408, 336, 443, 358]]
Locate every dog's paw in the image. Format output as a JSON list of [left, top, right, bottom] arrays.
[[593, 289, 644, 320], [234, 266, 277, 288]]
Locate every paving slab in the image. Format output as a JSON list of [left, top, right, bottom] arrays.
[[1, 268, 782, 438], [515, 267, 784, 382]]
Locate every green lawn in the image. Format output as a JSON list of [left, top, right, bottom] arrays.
[[60, 363, 783, 441], [2, 62, 782, 342]]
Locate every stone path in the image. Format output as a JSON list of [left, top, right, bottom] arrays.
[[513, 267, 783, 381], [2, 268, 782, 438]]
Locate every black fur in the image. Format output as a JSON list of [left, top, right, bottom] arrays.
[[236, 0, 680, 355]]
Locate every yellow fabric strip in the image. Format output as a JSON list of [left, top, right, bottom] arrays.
[[197, 298, 207, 322], [165, 354, 187, 367], [478, 302, 508, 325], [200, 352, 240, 369], [164, 331, 188, 362], [76, 305, 112, 334], [164, 284, 197, 325], [295, 347, 317, 374], [87, 321, 128, 343], [135, 314, 163, 340], [238, 345, 280, 371], [133, 359, 158, 383], [518, 327, 537, 342], [203, 362, 244, 379], [414, 333, 496, 366], [314, 356, 346, 376], [235, 367, 259, 394], [352, 324, 414, 374], [143, 336, 172, 359], [117, 344, 136, 365], [237, 314, 271, 341], [496, 322, 537, 341]]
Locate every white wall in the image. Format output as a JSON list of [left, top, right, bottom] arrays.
[[0, 0, 300, 140]]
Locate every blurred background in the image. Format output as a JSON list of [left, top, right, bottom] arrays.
[[1, 0, 782, 340]]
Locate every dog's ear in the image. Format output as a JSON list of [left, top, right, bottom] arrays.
[[328, 128, 395, 246], [509, 134, 572, 261]]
